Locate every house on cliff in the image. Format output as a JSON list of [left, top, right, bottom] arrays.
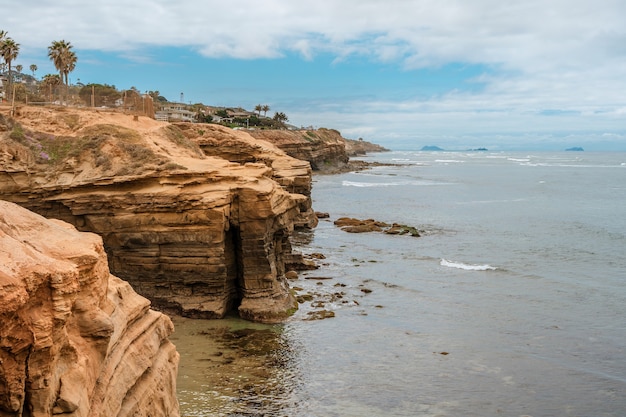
[[155, 101, 195, 122]]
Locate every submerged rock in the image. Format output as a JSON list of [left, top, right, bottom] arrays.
[[334, 217, 421, 237]]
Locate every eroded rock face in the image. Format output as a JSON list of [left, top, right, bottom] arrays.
[[247, 128, 350, 171], [0, 107, 309, 321], [0, 200, 179, 417]]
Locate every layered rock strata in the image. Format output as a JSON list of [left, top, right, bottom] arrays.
[[0, 200, 179, 417], [0, 107, 313, 321], [247, 128, 350, 171]]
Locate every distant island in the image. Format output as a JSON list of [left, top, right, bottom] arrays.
[[468, 147, 488, 151], [565, 147, 584, 151]]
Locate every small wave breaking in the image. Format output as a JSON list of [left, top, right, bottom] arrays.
[[342, 180, 443, 187], [440, 259, 497, 271]]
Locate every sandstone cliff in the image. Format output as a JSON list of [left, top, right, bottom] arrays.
[[0, 106, 315, 322], [343, 137, 389, 156], [247, 128, 350, 171], [247, 128, 389, 172], [0, 200, 179, 417]]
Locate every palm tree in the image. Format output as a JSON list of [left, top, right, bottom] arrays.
[[0, 37, 20, 100], [273, 111, 288, 128], [15, 64, 22, 74], [48, 40, 77, 101], [262, 104, 270, 117], [0, 30, 7, 55], [30, 64, 37, 78], [255, 104, 262, 116]]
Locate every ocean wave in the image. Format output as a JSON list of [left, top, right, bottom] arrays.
[[456, 198, 526, 205], [435, 159, 465, 163], [342, 180, 443, 187], [440, 259, 497, 271]]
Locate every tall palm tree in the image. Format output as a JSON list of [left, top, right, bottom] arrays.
[[273, 111, 288, 128], [48, 40, 77, 101], [0, 37, 20, 100], [255, 104, 262, 115], [262, 104, 270, 117], [15, 64, 22, 74], [30, 64, 37, 78]]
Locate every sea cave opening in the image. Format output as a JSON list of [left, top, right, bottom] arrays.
[[225, 224, 245, 315]]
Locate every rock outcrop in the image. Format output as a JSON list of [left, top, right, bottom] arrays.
[[0, 106, 315, 322], [0, 200, 179, 417], [248, 128, 389, 173], [343, 138, 389, 156], [247, 128, 350, 171]]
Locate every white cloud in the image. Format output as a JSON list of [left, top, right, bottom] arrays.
[[3, 0, 626, 148]]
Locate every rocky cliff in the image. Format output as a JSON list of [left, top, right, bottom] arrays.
[[0, 200, 179, 417], [0, 106, 315, 322], [247, 128, 350, 171], [247, 128, 389, 172]]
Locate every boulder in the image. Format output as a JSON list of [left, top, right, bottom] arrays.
[[0, 200, 179, 417]]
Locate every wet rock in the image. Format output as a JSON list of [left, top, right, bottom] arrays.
[[384, 223, 421, 237], [334, 217, 422, 237], [304, 310, 335, 320], [296, 294, 314, 303], [342, 224, 383, 233], [285, 270, 299, 280]]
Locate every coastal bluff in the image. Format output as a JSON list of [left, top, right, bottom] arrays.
[[248, 128, 388, 172], [0, 200, 179, 417], [0, 106, 318, 322]]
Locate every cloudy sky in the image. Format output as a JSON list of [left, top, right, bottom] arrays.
[[3, 0, 626, 150]]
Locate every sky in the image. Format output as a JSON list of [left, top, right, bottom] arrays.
[[3, 0, 626, 150]]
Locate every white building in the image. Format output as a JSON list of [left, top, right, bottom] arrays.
[[155, 102, 196, 122]]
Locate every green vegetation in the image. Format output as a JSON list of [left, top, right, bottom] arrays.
[[78, 83, 120, 107], [162, 125, 203, 156], [8, 122, 83, 164]]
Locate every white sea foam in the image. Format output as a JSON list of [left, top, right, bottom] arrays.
[[342, 180, 402, 187], [435, 159, 465, 163], [342, 180, 444, 187], [440, 259, 497, 271]]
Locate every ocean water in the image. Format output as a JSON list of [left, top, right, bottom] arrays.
[[174, 151, 626, 417]]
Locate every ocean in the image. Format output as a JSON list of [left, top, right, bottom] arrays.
[[172, 151, 626, 417]]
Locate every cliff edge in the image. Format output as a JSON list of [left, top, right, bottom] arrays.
[[0, 106, 315, 322], [248, 128, 388, 172], [0, 200, 179, 417]]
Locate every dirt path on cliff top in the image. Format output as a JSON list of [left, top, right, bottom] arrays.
[[5, 105, 166, 135]]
